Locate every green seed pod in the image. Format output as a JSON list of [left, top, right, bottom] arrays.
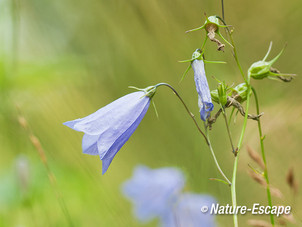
[[232, 83, 250, 103], [210, 89, 219, 104], [248, 61, 271, 79], [185, 15, 233, 51], [204, 16, 220, 33], [248, 42, 294, 81]]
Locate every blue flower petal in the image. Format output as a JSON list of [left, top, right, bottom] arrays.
[[63, 119, 82, 131], [168, 193, 217, 227], [100, 102, 150, 174], [192, 59, 214, 121], [198, 97, 214, 121], [64, 90, 153, 174], [98, 100, 150, 159], [82, 134, 99, 155], [71, 92, 149, 135], [121, 165, 185, 222]]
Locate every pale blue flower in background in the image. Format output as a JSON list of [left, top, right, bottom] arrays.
[[191, 55, 214, 121], [165, 193, 216, 227], [122, 165, 217, 227], [121, 165, 185, 223], [64, 88, 155, 174]]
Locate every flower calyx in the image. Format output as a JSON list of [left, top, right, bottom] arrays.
[[129, 85, 157, 98]]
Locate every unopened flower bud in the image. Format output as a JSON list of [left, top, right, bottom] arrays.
[[217, 83, 228, 106], [211, 81, 230, 106]]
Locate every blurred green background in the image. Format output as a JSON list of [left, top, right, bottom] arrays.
[[0, 0, 301, 226]]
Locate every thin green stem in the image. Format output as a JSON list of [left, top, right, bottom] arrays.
[[251, 87, 275, 226], [221, 106, 235, 154], [156, 83, 208, 144], [156, 83, 231, 185], [216, 16, 247, 83], [231, 78, 251, 227], [205, 125, 232, 186], [226, 32, 246, 83], [221, 0, 225, 20], [228, 107, 235, 125], [217, 15, 252, 226]]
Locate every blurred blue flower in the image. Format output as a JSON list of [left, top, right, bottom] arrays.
[[122, 165, 217, 227], [191, 57, 214, 121], [121, 165, 185, 223], [64, 87, 156, 174], [165, 193, 216, 227]]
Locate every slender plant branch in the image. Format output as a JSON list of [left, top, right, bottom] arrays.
[[251, 87, 275, 226], [156, 83, 208, 144], [216, 16, 247, 83], [219, 6, 275, 226], [221, 0, 225, 20], [231, 78, 251, 227], [217, 12, 252, 226], [221, 106, 236, 155], [156, 83, 231, 185], [205, 124, 232, 186], [228, 107, 236, 125]]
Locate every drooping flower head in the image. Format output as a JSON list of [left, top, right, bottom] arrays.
[[121, 165, 185, 223], [64, 86, 156, 174], [191, 49, 214, 121]]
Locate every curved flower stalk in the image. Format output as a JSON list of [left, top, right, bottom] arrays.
[[121, 165, 185, 223], [64, 86, 156, 174], [122, 165, 216, 227]]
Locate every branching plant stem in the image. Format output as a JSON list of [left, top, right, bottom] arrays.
[[216, 14, 253, 227], [221, 106, 236, 155], [156, 83, 231, 185], [218, 6, 275, 226], [231, 79, 251, 227], [251, 87, 275, 226]]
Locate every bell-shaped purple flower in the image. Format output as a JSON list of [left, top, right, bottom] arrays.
[[64, 87, 156, 174], [121, 165, 185, 223], [191, 58, 214, 121]]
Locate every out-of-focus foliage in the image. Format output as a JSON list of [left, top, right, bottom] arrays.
[[0, 0, 301, 226]]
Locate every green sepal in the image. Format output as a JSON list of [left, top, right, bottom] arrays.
[[203, 60, 226, 64], [217, 82, 228, 106], [128, 85, 157, 98]]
